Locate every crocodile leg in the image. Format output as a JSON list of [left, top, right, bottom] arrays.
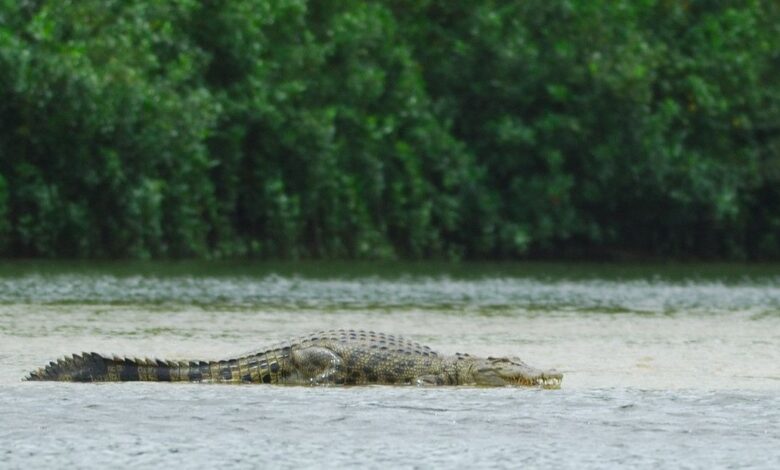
[[290, 346, 343, 384], [415, 374, 446, 386]]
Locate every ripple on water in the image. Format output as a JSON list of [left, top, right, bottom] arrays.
[[2, 273, 780, 314], [0, 385, 778, 469]]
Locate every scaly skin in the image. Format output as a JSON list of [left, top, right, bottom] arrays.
[[26, 329, 563, 388]]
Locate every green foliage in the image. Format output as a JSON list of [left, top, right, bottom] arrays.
[[395, 0, 780, 258], [0, 0, 217, 257], [0, 0, 779, 259]]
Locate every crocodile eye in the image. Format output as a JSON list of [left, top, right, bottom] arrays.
[[489, 357, 511, 364]]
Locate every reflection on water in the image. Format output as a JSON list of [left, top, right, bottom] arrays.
[[0, 262, 778, 468]]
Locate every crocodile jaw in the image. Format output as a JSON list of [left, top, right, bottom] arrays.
[[472, 356, 563, 389], [512, 369, 563, 389]]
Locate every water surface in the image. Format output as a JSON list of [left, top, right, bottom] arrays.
[[1, 262, 778, 468]]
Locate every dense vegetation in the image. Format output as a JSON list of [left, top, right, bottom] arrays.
[[1, 0, 779, 259]]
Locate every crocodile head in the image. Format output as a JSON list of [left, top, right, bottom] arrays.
[[471, 356, 562, 389]]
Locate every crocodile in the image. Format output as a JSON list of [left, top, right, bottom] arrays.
[[26, 329, 562, 388]]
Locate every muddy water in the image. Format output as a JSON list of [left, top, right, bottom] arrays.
[[0, 263, 778, 468]]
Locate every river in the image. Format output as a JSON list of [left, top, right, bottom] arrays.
[[0, 262, 778, 468]]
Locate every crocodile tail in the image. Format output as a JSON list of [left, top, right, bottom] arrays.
[[25, 353, 222, 383]]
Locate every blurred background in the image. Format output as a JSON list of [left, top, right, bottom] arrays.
[[1, 0, 779, 261]]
